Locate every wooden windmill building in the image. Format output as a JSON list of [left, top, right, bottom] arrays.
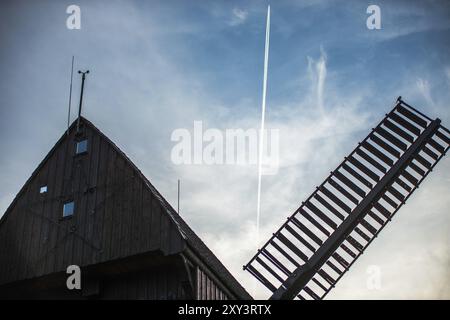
[[0, 75, 448, 301], [0, 117, 252, 300]]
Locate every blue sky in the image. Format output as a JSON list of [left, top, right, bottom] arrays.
[[0, 0, 449, 299]]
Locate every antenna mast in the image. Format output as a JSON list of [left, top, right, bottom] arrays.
[[76, 69, 89, 132], [67, 56, 74, 136], [177, 179, 180, 214]]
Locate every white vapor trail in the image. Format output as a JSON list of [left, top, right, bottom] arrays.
[[256, 5, 270, 241]]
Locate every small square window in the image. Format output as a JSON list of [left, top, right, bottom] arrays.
[[40, 186, 48, 194], [63, 201, 75, 217], [76, 139, 88, 154]]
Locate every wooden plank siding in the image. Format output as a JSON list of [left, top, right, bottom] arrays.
[[196, 267, 228, 300], [0, 117, 252, 300], [0, 119, 185, 286], [0, 254, 193, 300]]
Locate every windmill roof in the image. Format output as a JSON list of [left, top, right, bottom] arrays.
[[0, 117, 252, 300]]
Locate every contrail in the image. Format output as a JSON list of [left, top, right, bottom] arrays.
[[256, 5, 270, 241]]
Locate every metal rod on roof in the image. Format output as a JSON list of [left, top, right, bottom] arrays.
[[66, 56, 74, 136], [177, 179, 180, 214], [76, 69, 90, 133]]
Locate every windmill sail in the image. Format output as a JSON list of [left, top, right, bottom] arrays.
[[244, 98, 449, 300]]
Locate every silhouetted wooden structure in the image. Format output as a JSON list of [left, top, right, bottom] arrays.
[[0, 118, 252, 300], [245, 98, 449, 300]]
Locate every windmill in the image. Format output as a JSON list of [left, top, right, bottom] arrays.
[[244, 97, 449, 299], [0, 4, 448, 302], [244, 6, 449, 300]]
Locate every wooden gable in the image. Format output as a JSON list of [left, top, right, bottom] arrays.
[[0, 118, 185, 286]]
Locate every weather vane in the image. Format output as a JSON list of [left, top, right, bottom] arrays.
[[76, 69, 90, 133]]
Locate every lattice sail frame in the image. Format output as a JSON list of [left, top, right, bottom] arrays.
[[244, 98, 450, 300]]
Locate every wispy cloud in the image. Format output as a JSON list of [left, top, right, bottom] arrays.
[[229, 8, 248, 26], [307, 47, 327, 116], [445, 67, 450, 86], [416, 78, 435, 107]]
